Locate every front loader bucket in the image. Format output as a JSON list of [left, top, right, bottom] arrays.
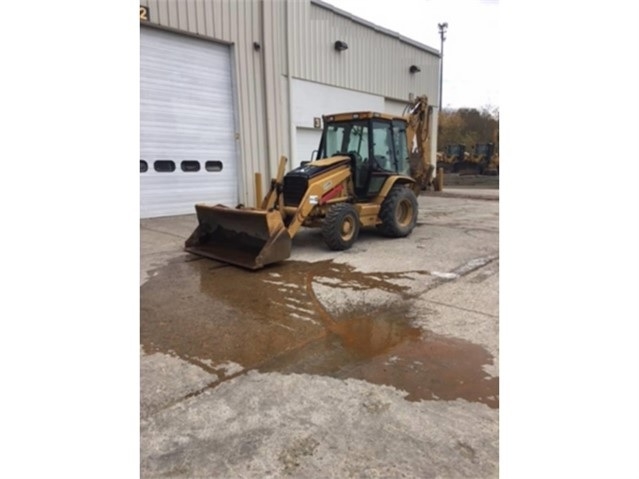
[[184, 204, 292, 270]]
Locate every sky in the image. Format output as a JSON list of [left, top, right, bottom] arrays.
[[322, 0, 499, 111]]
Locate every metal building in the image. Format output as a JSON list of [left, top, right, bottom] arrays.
[[140, 0, 440, 218]]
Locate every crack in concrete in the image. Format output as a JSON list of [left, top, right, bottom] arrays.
[[141, 226, 188, 240], [420, 299, 498, 319], [406, 256, 499, 300], [422, 223, 498, 234], [428, 192, 499, 201], [148, 328, 329, 416]]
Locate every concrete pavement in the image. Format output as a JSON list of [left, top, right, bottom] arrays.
[[140, 189, 499, 478]]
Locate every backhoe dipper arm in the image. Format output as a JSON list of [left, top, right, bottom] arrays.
[[405, 95, 434, 192]]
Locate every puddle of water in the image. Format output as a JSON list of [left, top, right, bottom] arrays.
[[336, 329, 498, 407], [141, 258, 498, 408]]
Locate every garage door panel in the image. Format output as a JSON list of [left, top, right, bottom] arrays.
[[140, 26, 238, 218], [140, 173, 236, 218]]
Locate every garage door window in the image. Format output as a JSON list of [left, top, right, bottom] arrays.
[[140, 160, 148, 173], [154, 160, 176, 172], [181, 161, 200, 172], [205, 161, 223, 172]]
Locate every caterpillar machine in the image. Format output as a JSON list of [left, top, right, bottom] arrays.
[[463, 142, 496, 175], [185, 95, 436, 270], [438, 143, 467, 173], [483, 128, 499, 175]]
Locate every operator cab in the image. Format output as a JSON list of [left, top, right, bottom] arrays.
[[473, 143, 495, 159], [446, 144, 466, 160], [316, 112, 410, 200]]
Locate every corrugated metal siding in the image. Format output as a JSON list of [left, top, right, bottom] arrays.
[[139, 0, 440, 206], [262, 0, 289, 176], [293, 1, 440, 104]]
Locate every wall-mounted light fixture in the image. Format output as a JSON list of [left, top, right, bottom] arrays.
[[253, 41, 261, 51], [409, 65, 421, 74], [334, 40, 349, 52]]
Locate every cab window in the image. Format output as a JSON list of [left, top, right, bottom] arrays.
[[371, 120, 395, 171], [392, 120, 410, 175], [321, 121, 369, 161]]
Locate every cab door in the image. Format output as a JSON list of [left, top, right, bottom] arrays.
[[365, 119, 396, 198]]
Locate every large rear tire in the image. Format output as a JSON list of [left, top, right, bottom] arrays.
[[322, 203, 360, 251], [377, 185, 418, 237]]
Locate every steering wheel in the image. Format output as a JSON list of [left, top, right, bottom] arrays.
[[347, 150, 362, 164]]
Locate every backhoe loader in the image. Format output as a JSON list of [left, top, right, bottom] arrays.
[[457, 142, 495, 175], [438, 144, 466, 173], [185, 96, 435, 270], [483, 128, 499, 175]]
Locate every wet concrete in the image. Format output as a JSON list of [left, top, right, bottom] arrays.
[[141, 256, 498, 409]]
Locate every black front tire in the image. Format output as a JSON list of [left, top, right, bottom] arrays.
[[322, 203, 360, 251], [377, 185, 418, 237]]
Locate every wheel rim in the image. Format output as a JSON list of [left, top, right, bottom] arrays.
[[341, 216, 355, 241], [396, 200, 414, 227]]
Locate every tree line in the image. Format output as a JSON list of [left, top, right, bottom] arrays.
[[437, 106, 499, 153]]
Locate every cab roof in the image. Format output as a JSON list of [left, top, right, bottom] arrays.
[[322, 111, 408, 123]]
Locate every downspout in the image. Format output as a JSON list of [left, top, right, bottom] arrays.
[[285, 0, 295, 168]]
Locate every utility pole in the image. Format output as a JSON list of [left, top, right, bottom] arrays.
[[438, 22, 448, 111]]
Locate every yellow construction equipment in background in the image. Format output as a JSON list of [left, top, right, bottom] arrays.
[[457, 143, 495, 175], [185, 96, 436, 269], [437, 144, 467, 173]]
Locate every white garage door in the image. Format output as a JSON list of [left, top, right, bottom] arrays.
[[140, 27, 238, 218]]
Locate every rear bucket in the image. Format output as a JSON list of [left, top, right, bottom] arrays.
[[184, 204, 292, 270]]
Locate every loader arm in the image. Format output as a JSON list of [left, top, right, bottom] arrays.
[[260, 155, 288, 212]]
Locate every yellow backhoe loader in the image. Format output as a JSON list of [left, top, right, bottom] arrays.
[[456, 143, 495, 175], [185, 96, 435, 270], [438, 143, 466, 173], [484, 128, 499, 175]]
